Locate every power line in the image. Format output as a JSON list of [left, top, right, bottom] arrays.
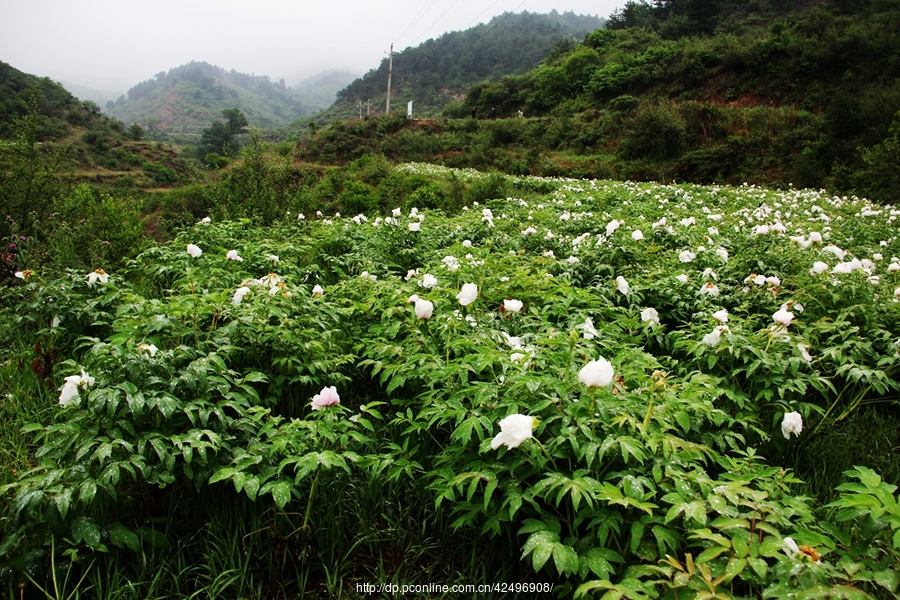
[[464, 0, 506, 29], [394, 0, 441, 46], [407, 0, 464, 47], [467, 0, 530, 46]]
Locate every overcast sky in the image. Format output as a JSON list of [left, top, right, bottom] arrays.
[[1, 0, 623, 94]]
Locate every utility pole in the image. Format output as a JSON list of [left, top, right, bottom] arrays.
[[385, 44, 394, 115]]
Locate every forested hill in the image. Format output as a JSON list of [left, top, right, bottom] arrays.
[[104, 62, 340, 141], [0, 60, 190, 191], [331, 10, 604, 117], [300, 0, 900, 204]]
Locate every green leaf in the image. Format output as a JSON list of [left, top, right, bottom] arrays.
[[79, 479, 97, 506], [552, 543, 579, 576], [874, 569, 899, 592], [696, 545, 729, 564], [108, 522, 140, 552], [722, 557, 746, 582], [72, 517, 101, 549], [674, 411, 690, 434], [267, 481, 292, 510], [521, 530, 559, 572]]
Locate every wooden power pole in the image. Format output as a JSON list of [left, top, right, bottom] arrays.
[[385, 44, 394, 115]]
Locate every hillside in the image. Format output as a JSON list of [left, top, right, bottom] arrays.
[[297, 0, 900, 204], [104, 62, 337, 143], [322, 10, 605, 120], [0, 60, 192, 193]]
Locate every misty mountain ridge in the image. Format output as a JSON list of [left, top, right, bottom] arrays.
[[103, 62, 355, 143]]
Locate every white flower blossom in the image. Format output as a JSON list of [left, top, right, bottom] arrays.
[[490, 414, 535, 450]]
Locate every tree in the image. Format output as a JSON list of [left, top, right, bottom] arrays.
[[196, 108, 248, 162], [127, 123, 144, 141]]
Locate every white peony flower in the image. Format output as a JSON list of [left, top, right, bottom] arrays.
[[226, 250, 243, 262], [490, 414, 535, 450], [578, 357, 614, 388], [712, 309, 729, 323], [640, 307, 660, 326], [503, 298, 524, 313], [232, 286, 251, 305], [414, 298, 434, 319], [456, 283, 478, 306], [781, 411, 803, 439]]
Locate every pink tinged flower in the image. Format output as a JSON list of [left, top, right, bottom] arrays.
[[414, 298, 434, 319], [503, 298, 523, 313], [578, 357, 614, 388], [712, 309, 729, 323], [490, 414, 535, 450], [616, 276, 629, 295], [640, 307, 659, 326], [567, 256, 579, 265], [420, 274, 438, 288], [312, 284, 324, 296], [407, 294, 420, 304], [456, 283, 478, 306], [232, 286, 251, 305], [781, 411, 803, 439], [187, 244, 202, 258], [226, 250, 243, 262], [808, 231, 822, 243], [631, 229, 644, 241], [311, 386, 340, 410], [87, 268, 109, 284], [678, 250, 696, 263], [773, 308, 794, 327]]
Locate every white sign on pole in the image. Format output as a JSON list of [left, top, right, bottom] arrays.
[[407, 100, 413, 118]]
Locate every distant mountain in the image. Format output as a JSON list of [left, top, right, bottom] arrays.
[[104, 62, 319, 142], [293, 70, 358, 114], [59, 81, 122, 107], [330, 10, 605, 118]]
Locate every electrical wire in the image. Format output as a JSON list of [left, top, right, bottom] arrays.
[[394, 0, 441, 46], [464, 0, 506, 29], [406, 0, 464, 47], [466, 0, 530, 46]]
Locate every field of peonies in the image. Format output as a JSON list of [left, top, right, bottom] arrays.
[[3, 165, 900, 597]]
